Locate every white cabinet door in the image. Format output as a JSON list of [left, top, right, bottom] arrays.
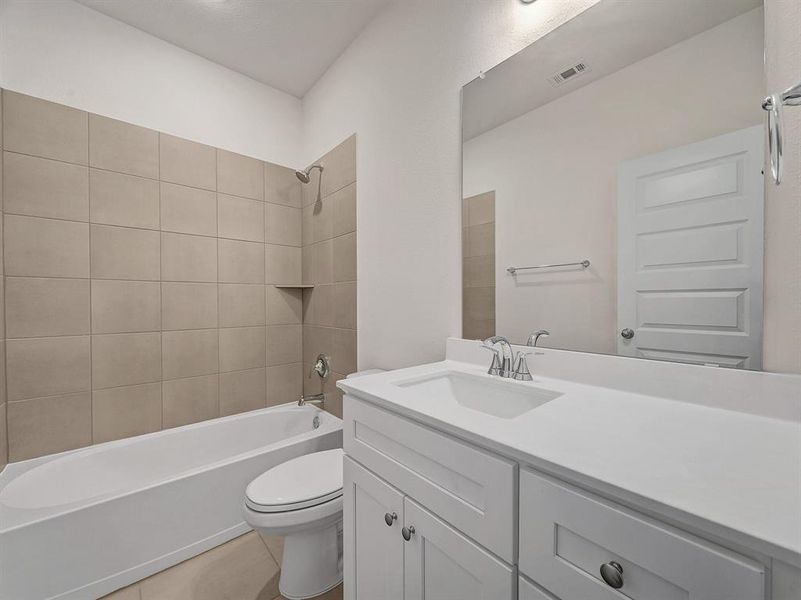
[[403, 498, 514, 600], [344, 456, 404, 600], [617, 125, 764, 368]]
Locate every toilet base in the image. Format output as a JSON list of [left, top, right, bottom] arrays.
[[278, 519, 343, 600]]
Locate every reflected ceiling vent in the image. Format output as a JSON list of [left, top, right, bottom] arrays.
[[549, 62, 589, 87]]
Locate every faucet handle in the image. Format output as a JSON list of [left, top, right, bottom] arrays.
[[512, 351, 534, 381], [479, 341, 503, 376]]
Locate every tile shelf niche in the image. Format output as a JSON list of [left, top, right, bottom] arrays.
[[274, 284, 315, 289]]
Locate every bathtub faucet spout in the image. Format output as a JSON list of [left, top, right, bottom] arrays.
[[298, 393, 325, 407]]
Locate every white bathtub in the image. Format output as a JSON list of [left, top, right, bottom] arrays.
[[0, 403, 342, 600]]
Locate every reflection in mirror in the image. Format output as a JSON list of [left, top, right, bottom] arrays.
[[462, 0, 767, 370]]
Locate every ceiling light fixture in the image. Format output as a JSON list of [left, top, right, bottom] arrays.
[[520, 0, 537, 4]]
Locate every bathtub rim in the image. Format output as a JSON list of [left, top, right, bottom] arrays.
[[0, 403, 342, 533]]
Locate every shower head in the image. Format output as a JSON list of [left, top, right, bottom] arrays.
[[295, 164, 323, 184]]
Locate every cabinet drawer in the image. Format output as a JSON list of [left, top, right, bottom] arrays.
[[519, 469, 765, 600], [344, 396, 516, 562], [519, 576, 559, 600]]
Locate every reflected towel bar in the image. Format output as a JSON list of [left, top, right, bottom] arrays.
[[507, 260, 590, 274]]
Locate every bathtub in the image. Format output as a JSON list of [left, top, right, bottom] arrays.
[[0, 403, 342, 600]]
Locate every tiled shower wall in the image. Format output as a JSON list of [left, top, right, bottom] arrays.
[[301, 136, 357, 417], [0, 89, 318, 464], [462, 191, 495, 340]]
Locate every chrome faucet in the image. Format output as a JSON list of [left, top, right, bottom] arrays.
[[480, 336, 514, 377], [298, 393, 325, 407], [527, 330, 550, 347]]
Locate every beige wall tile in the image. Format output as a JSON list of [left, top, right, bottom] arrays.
[[161, 282, 217, 330], [302, 246, 313, 285], [466, 222, 494, 258], [302, 325, 333, 365], [7, 392, 91, 461], [139, 531, 278, 600], [92, 382, 162, 443], [159, 134, 215, 191], [219, 239, 264, 284], [265, 363, 302, 406], [90, 170, 159, 230], [467, 191, 494, 226], [162, 374, 218, 428], [92, 280, 161, 334], [266, 286, 301, 325], [91, 225, 160, 280], [6, 336, 90, 401], [333, 232, 356, 282], [332, 182, 356, 237], [265, 244, 301, 284], [162, 329, 218, 380], [333, 282, 357, 330], [217, 194, 264, 242], [309, 284, 334, 327], [219, 368, 266, 416], [219, 326, 266, 372], [302, 203, 313, 246], [265, 162, 301, 208], [313, 239, 334, 284], [161, 232, 217, 282], [3, 91, 88, 164], [217, 150, 263, 201], [310, 196, 333, 243], [266, 324, 301, 366], [320, 135, 356, 198], [89, 115, 158, 178], [160, 182, 217, 237], [219, 284, 265, 328], [92, 332, 162, 389], [331, 328, 357, 375], [4, 152, 89, 221], [6, 277, 90, 338], [265, 203, 301, 246], [5, 215, 89, 278], [463, 286, 495, 322], [464, 255, 494, 288]]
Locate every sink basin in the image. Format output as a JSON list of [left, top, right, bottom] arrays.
[[393, 371, 562, 419]]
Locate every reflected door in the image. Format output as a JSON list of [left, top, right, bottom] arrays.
[[617, 125, 764, 368]]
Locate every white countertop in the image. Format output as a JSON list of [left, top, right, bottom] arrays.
[[338, 359, 801, 566]]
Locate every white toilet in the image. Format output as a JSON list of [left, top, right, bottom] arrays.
[[243, 448, 344, 600]]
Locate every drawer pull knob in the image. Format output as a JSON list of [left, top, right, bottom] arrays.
[[384, 512, 397, 526], [600, 561, 624, 589], [402, 525, 415, 541]]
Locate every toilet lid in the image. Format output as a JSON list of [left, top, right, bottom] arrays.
[[245, 448, 344, 513]]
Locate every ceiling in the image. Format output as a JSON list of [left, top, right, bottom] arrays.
[[75, 0, 393, 98], [463, 0, 763, 141]]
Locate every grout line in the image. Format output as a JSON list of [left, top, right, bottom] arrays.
[[157, 136, 164, 432], [215, 148, 221, 418], [87, 113, 94, 444]]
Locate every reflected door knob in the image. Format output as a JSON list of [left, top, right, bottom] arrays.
[[401, 525, 415, 541], [620, 328, 635, 340], [384, 512, 397, 526], [600, 561, 624, 589]]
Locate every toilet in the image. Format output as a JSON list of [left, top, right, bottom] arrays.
[[243, 448, 344, 600]]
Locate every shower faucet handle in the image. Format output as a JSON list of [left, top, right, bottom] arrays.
[[309, 354, 331, 379]]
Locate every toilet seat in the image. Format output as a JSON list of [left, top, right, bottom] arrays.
[[245, 448, 343, 513]]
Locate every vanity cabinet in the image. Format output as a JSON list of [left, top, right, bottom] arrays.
[[518, 469, 766, 600], [343, 395, 782, 600], [344, 456, 514, 600]]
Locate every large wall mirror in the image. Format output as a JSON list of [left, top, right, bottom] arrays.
[[461, 0, 768, 370]]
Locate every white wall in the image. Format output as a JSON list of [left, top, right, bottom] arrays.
[[763, 0, 801, 374], [0, 0, 303, 167], [463, 10, 764, 353], [302, 0, 600, 370]]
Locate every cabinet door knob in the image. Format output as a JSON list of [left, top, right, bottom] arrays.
[[620, 328, 635, 340], [600, 561, 624, 589], [384, 512, 397, 526], [401, 525, 415, 541]]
